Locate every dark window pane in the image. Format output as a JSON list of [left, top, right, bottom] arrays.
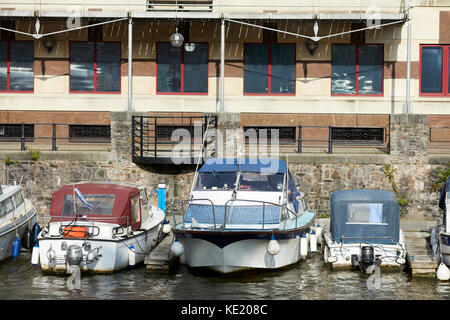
[[332, 44, 356, 95], [69, 125, 111, 142], [9, 42, 33, 91], [0, 124, 34, 141], [270, 44, 295, 94], [96, 42, 121, 92], [332, 127, 384, 142], [70, 42, 95, 92], [0, 42, 7, 91], [244, 43, 269, 93], [157, 43, 181, 93], [183, 43, 208, 93], [358, 45, 383, 95], [421, 46, 442, 94]]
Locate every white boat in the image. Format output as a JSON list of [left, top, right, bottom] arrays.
[[323, 189, 407, 273], [0, 184, 38, 261], [35, 183, 166, 273], [431, 177, 450, 273], [171, 158, 316, 274]]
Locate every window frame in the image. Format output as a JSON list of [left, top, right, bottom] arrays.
[[419, 44, 450, 97], [0, 40, 34, 93], [69, 41, 122, 94], [331, 43, 384, 97], [155, 42, 209, 95], [243, 42, 296, 96]]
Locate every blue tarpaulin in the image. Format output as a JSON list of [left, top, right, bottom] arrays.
[[439, 177, 450, 212], [330, 189, 400, 244]]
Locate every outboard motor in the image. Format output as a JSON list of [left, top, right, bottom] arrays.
[[66, 245, 83, 266], [359, 246, 380, 273], [66, 245, 83, 290]]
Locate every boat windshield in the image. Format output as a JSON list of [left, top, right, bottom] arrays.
[[195, 172, 237, 191], [61, 194, 116, 216], [238, 172, 284, 191]]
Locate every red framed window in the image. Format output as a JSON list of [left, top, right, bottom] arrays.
[[69, 41, 121, 93], [156, 42, 208, 94], [0, 41, 34, 92], [243, 43, 296, 95], [420, 44, 450, 96], [331, 44, 384, 96]]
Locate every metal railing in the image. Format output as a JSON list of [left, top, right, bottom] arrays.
[[147, 0, 214, 11], [175, 197, 305, 231], [132, 114, 217, 164], [0, 123, 111, 151], [296, 125, 389, 154]]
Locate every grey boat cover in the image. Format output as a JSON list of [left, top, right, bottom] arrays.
[[330, 189, 400, 245]]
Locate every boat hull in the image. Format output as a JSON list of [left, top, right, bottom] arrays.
[[0, 208, 36, 262], [37, 225, 160, 273], [437, 232, 450, 266], [174, 230, 306, 273], [323, 241, 406, 271]]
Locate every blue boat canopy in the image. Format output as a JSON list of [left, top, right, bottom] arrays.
[[439, 176, 450, 212], [197, 158, 301, 212], [199, 158, 287, 174], [330, 189, 400, 245]]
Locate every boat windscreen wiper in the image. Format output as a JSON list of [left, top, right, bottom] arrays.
[[266, 175, 275, 190]]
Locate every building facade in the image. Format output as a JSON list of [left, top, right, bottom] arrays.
[[0, 0, 449, 157]]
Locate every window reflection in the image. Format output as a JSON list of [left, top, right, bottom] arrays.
[[421, 46, 443, 94], [0, 41, 34, 92]]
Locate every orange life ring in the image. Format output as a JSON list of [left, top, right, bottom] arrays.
[[64, 226, 88, 238]]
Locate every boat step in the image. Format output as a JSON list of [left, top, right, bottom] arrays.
[[407, 255, 438, 269], [411, 268, 437, 277], [404, 231, 430, 238], [145, 232, 177, 272]]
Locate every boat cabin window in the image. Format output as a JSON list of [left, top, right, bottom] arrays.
[[131, 196, 140, 224], [140, 189, 148, 206], [195, 172, 237, 191], [3, 197, 14, 214], [13, 191, 24, 207], [61, 194, 115, 216], [238, 172, 284, 191], [346, 203, 383, 224], [0, 201, 7, 217]]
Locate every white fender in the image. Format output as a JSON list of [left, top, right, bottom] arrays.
[[437, 263, 450, 281], [31, 244, 40, 266], [128, 245, 136, 267]]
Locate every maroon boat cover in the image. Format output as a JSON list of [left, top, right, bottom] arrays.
[[50, 183, 141, 229]]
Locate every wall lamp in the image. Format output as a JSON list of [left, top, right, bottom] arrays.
[[44, 38, 55, 53], [170, 26, 184, 47], [305, 40, 319, 56]]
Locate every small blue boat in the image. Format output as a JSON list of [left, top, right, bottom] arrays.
[[323, 189, 407, 272]]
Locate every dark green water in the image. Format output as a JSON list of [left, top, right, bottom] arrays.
[[1, 252, 449, 300]]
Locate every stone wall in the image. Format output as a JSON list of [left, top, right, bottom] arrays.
[[0, 112, 448, 224], [288, 160, 446, 219]]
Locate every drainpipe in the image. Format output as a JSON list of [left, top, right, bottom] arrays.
[[220, 17, 225, 113], [128, 17, 133, 112], [405, 1, 413, 114]]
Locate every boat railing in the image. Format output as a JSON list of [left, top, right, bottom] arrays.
[[223, 198, 299, 230], [50, 215, 129, 225], [176, 197, 303, 231], [179, 198, 217, 230]]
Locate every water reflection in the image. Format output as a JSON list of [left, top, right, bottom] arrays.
[[0, 252, 450, 300]]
